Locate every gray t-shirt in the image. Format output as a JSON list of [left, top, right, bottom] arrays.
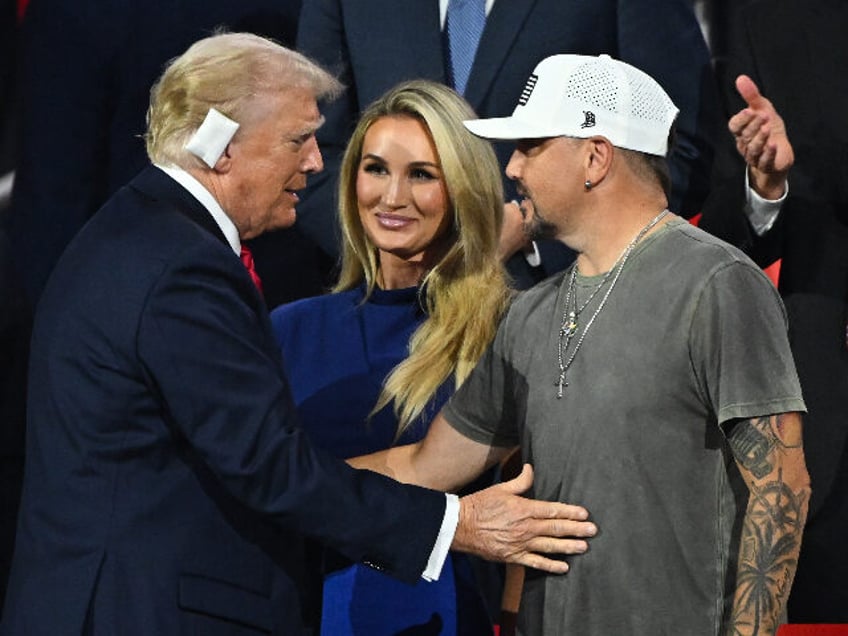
[[444, 218, 805, 635]]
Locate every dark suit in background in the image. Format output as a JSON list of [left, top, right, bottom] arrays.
[[7, 0, 334, 312], [0, 0, 16, 182], [295, 0, 719, 287], [0, 0, 26, 616], [0, 235, 28, 620], [1, 166, 446, 634], [699, 0, 848, 621]]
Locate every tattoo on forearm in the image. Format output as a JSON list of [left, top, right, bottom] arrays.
[[731, 470, 808, 634], [727, 415, 809, 635]]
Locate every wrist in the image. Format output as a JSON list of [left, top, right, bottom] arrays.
[[749, 167, 787, 201]]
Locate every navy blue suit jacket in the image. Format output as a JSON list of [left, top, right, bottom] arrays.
[[1, 167, 445, 635], [295, 0, 719, 284]]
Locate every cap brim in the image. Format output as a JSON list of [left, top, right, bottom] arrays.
[[463, 116, 557, 140]]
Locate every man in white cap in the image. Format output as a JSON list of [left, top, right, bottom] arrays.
[[353, 54, 810, 634]]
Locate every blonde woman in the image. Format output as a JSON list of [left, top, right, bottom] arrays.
[[270, 79, 511, 635]]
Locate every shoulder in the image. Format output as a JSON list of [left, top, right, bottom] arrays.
[[94, 182, 229, 269], [661, 218, 767, 276], [63, 177, 262, 327], [657, 220, 786, 318], [629, 219, 784, 324], [46, 183, 226, 300]]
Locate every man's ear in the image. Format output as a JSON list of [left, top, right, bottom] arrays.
[[584, 136, 614, 186], [212, 143, 233, 173]]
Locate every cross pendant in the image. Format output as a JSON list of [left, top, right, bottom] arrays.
[[556, 373, 568, 399]]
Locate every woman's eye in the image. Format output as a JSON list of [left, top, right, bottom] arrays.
[[362, 163, 388, 175], [410, 168, 437, 180]]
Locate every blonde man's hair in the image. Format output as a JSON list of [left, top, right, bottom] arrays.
[[336, 79, 512, 437], [145, 32, 342, 168]]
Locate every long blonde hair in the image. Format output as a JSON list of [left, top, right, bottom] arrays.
[[336, 80, 512, 437]]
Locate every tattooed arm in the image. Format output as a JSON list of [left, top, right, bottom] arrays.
[[726, 412, 810, 635]]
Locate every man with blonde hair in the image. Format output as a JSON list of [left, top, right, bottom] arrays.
[[1, 34, 596, 634], [353, 54, 810, 634]]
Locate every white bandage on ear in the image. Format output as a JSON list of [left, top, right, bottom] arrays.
[[184, 108, 240, 168]]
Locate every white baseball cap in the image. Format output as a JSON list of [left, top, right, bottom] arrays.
[[463, 54, 679, 157]]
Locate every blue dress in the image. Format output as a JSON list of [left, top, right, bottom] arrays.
[[270, 284, 493, 636]]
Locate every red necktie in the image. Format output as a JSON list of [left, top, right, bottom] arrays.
[[239, 245, 263, 294]]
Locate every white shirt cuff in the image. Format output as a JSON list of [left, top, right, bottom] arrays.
[[421, 493, 459, 581], [745, 169, 787, 236]]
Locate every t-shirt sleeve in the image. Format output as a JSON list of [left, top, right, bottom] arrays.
[[689, 260, 806, 428], [442, 306, 523, 448]]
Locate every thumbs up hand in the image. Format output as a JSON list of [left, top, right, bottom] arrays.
[[728, 74, 794, 200]]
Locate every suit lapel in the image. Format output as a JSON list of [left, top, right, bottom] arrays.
[[464, 0, 537, 107]]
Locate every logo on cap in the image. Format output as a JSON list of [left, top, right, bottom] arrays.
[[518, 74, 538, 107], [580, 111, 596, 129]]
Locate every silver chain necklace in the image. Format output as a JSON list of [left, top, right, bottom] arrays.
[[555, 208, 670, 398]]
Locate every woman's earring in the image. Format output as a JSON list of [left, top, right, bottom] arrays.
[[584, 180, 592, 190]]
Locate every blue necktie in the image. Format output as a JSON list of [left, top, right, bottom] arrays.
[[447, 0, 486, 96]]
